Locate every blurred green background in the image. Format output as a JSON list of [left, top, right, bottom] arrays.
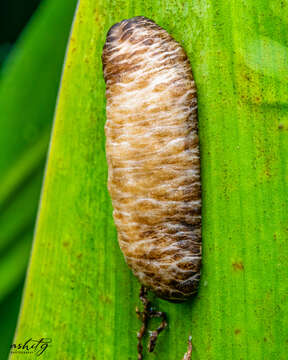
[[0, 1, 41, 356], [0, 0, 41, 66], [0, 0, 77, 358]]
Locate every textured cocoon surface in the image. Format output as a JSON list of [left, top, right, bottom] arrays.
[[102, 16, 201, 301]]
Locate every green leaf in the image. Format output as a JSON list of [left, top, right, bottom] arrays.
[[0, 0, 77, 357], [13, 1, 288, 359], [0, 285, 24, 360], [0, 231, 33, 303], [0, 0, 78, 294]]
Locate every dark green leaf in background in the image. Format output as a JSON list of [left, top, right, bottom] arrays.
[[0, 0, 77, 358], [0, 0, 41, 67]]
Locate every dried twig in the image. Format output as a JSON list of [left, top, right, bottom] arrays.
[[136, 286, 168, 359], [182, 335, 193, 360]]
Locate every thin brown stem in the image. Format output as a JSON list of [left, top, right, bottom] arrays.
[[147, 310, 167, 352], [182, 335, 193, 360], [136, 285, 168, 359]]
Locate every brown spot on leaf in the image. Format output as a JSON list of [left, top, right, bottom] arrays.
[[99, 294, 112, 304], [232, 262, 244, 271], [234, 329, 241, 335]]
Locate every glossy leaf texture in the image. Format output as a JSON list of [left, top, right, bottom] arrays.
[[12, 0, 288, 359]]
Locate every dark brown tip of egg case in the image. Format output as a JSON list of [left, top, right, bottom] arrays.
[[102, 16, 162, 72], [103, 17, 142, 71], [104, 16, 159, 46], [106, 16, 155, 35]]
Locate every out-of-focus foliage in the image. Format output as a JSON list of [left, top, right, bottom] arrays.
[[0, 0, 77, 358], [12, 0, 288, 359], [0, 286, 24, 360], [0, 0, 42, 67]]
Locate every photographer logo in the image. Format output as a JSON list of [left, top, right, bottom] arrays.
[[10, 338, 51, 356]]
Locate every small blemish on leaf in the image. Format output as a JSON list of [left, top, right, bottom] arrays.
[[234, 329, 241, 335], [232, 262, 244, 271], [99, 294, 112, 304]]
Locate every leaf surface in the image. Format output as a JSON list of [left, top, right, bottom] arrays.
[[12, 1, 288, 359]]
